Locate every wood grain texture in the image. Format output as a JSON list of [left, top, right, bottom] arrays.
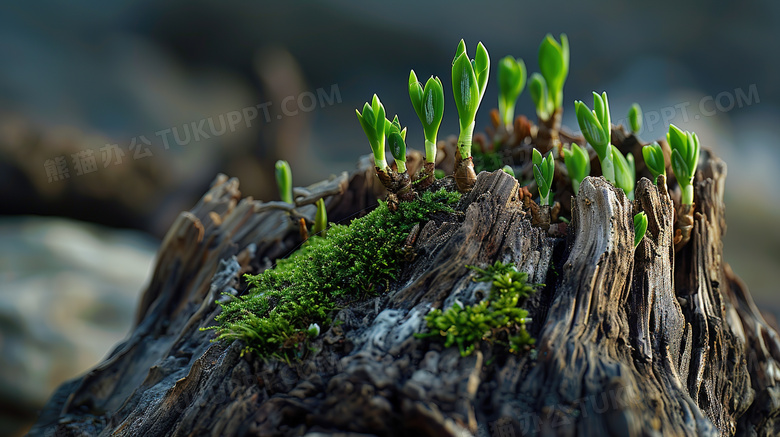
[[30, 150, 780, 436]]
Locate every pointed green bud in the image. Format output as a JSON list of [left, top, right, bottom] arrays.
[[386, 115, 407, 173], [642, 142, 666, 184], [612, 145, 635, 200], [529, 73, 550, 120], [671, 149, 690, 186], [633, 212, 648, 248], [532, 147, 543, 166], [628, 103, 642, 133], [667, 124, 687, 153], [410, 70, 444, 164], [312, 198, 327, 238], [667, 124, 700, 204], [408, 70, 424, 116], [275, 160, 293, 204], [454, 39, 467, 60], [452, 51, 479, 132], [502, 165, 515, 178], [563, 142, 591, 195], [498, 56, 527, 128], [356, 95, 388, 170], [575, 100, 607, 158], [532, 148, 555, 206], [592, 91, 611, 144], [474, 42, 490, 99], [538, 33, 569, 109], [452, 40, 489, 157]]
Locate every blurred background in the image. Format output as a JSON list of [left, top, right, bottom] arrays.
[[1, 0, 778, 435]]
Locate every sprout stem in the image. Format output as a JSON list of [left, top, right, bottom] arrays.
[[500, 101, 514, 130], [458, 121, 475, 159], [424, 139, 437, 164], [374, 156, 388, 173], [682, 184, 694, 206]]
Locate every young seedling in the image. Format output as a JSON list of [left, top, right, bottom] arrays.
[[634, 212, 648, 248], [497, 56, 527, 131], [575, 91, 615, 183], [532, 148, 555, 206], [562, 142, 590, 195], [385, 115, 415, 201], [611, 145, 636, 200], [275, 160, 293, 204], [642, 142, 666, 184], [538, 34, 569, 114], [356, 94, 389, 174], [628, 103, 642, 134], [530, 34, 569, 153], [452, 39, 490, 192], [667, 124, 700, 205], [386, 115, 408, 174], [408, 70, 444, 189], [667, 124, 700, 251], [312, 198, 327, 238], [529, 73, 550, 121], [356, 96, 415, 203]]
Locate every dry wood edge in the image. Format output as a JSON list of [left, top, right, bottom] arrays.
[[30, 149, 780, 437]]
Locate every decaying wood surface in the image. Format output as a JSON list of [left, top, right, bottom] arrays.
[[31, 149, 780, 436]]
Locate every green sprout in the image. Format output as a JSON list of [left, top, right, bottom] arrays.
[[667, 124, 700, 205], [611, 145, 636, 200], [386, 115, 408, 174], [628, 103, 642, 134], [532, 148, 555, 206], [634, 212, 648, 248], [562, 142, 590, 195], [356, 94, 389, 172], [408, 70, 444, 165], [529, 34, 569, 121], [275, 160, 293, 204], [452, 39, 490, 160], [501, 165, 515, 178], [312, 198, 327, 238], [529, 73, 550, 120], [575, 91, 614, 183], [642, 142, 666, 184], [497, 56, 527, 130]]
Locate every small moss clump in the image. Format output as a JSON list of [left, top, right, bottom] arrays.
[[207, 188, 460, 361], [417, 261, 540, 357]]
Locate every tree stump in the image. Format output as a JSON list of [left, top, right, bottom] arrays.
[[31, 149, 780, 436]]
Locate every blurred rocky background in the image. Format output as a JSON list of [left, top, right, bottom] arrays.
[[0, 0, 778, 435]]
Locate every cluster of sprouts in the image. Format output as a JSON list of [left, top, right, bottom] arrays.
[[355, 34, 703, 248]]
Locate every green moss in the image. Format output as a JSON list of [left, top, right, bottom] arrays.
[[205, 188, 460, 361], [417, 261, 540, 357]]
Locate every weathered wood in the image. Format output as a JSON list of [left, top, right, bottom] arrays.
[[30, 149, 780, 436]]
